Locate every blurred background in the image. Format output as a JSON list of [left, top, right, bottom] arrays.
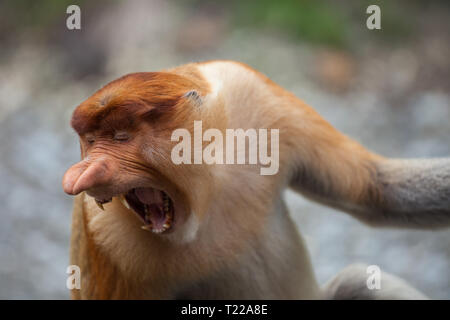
[[0, 0, 449, 299]]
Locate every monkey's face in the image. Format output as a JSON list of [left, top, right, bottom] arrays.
[[62, 72, 212, 236]]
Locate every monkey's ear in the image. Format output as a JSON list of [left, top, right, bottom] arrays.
[[183, 90, 202, 106]]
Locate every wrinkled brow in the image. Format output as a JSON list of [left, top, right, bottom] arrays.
[[72, 104, 138, 135], [71, 98, 182, 135]]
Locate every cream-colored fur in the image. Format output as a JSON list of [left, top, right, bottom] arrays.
[[66, 60, 449, 299]]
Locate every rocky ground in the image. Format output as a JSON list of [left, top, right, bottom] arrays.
[[0, 0, 448, 299]]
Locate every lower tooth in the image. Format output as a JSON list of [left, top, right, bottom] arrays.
[[95, 200, 104, 211], [144, 208, 151, 224]]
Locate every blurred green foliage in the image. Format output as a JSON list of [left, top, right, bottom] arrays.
[[0, 0, 87, 48], [189, 0, 421, 48], [231, 0, 349, 47], [0, 0, 86, 31]]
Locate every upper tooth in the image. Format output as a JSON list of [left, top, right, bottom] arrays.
[[119, 195, 131, 210], [95, 200, 104, 211]]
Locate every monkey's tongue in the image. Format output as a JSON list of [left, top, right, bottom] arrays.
[[146, 204, 166, 229], [134, 188, 167, 230]]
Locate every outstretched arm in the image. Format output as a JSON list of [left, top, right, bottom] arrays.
[[282, 98, 450, 229]]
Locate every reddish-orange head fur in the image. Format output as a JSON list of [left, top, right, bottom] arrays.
[[71, 72, 205, 136]]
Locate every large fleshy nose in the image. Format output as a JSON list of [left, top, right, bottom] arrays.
[[62, 157, 118, 195]]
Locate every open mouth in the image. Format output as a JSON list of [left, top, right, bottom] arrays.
[[95, 188, 174, 234]]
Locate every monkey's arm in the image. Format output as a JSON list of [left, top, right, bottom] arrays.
[[69, 193, 122, 299], [283, 101, 450, 229], [371, 158, 450, 228], [69, 193, 141, 299], [202, 61, 450, 229]]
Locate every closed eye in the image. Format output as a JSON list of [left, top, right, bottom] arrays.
[[114, 131, 130, 141]]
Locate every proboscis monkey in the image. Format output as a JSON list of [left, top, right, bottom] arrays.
[[62, 60, 450, 299]]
